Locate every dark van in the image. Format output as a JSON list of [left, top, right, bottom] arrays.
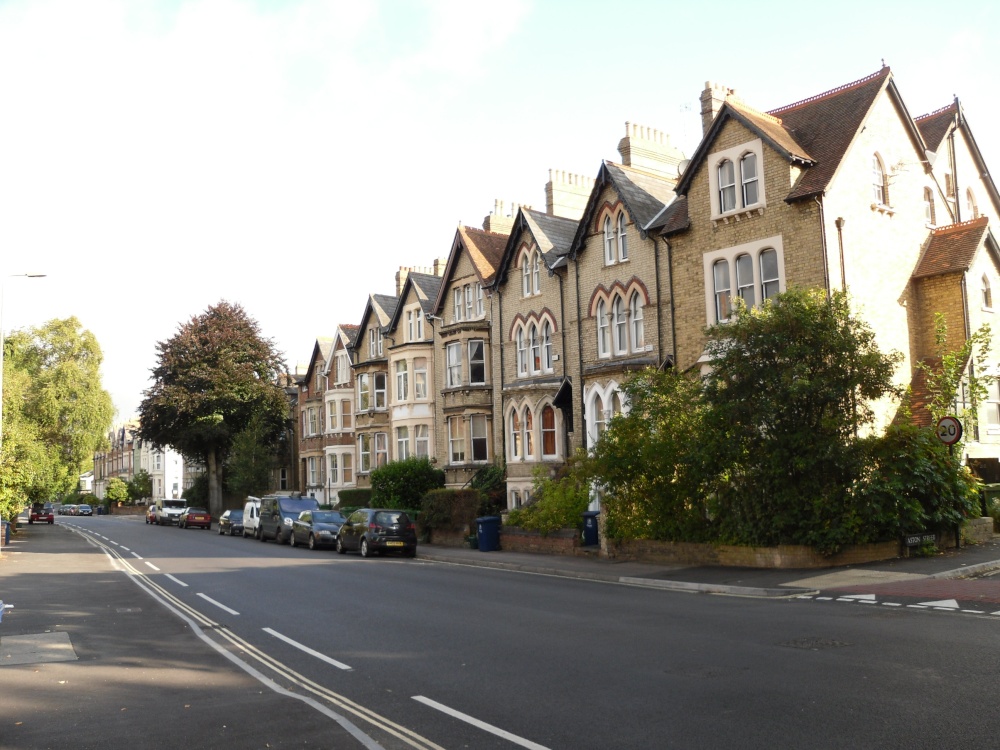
[[258, 495, 319, 545]]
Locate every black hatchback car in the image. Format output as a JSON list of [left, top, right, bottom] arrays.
[[218, 509, 244, 536], [336, 509, 417, 558]]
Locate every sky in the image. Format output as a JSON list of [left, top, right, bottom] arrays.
[[1, 0, 998, 422]]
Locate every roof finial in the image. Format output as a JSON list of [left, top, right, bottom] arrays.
[[881, 58, 886, 68]]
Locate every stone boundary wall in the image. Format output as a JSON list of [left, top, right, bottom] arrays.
[[606, 538, 901, 569]]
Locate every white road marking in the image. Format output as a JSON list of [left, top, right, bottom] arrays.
[[120, 546, 130, 551], [145, 562, 160, 571], [413, 695, 550, 750], [838, 594, 876, 600], [130, 551, 142, 560], [907, 605, 928, 609], [165, 574, 188, 587], [881, 602, 902, 607], [197, 593, 239, 615], [919, 599, 960, 609], [814, 596, 833, 600], [108, 540, 118, 546], [263, 628, 352, 670]]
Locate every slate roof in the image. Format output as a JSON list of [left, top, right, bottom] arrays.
[[493, 207, 579, 287], [371, 294, 399, 326], [339, 324, 360, 347], [407, 272, 444, 316], [912, 217, 990, 279]]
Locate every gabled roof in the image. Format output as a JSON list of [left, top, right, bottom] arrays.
[[493, 207, 579, 288], [912, 217, 990, 279], [304, 336, 335, 381], [432, 225, 508, 313], [567, 160, 677, 260], [350, 294, 398, 354], [387, 272, 444, 332], [322, 325, 360, 375], [915, 103, 956, 153]]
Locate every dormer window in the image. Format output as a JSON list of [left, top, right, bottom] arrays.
[[708, 139, 765, 220], [740, 153, 758, 206], [718, 159, 737, 213]]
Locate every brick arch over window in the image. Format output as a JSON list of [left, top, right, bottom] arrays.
[[507, 308, 559, 341], [593, 200, 626, 235], [587, 277, 651, 318]]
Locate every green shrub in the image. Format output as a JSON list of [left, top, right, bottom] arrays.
[[370, 457, 444, 509], [470, 463, 506, 516], [421, 489, 483, 531], [337, 488, 372, 508], [506, 455, 591, 535]]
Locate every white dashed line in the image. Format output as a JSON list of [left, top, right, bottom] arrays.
[[263, 628, 352, 670], [130, 551, 142, 560], [197, 593, 239, 616], [165, 574, 188, 587], [145, 562, 160, 571], [413, 695, 550, 750]]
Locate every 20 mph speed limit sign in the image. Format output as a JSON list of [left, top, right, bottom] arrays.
[[936, 416, 963, 445]]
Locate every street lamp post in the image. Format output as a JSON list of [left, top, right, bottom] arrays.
[[0, 273, 47, 453]]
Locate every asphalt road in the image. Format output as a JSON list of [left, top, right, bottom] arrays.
[[5, 516, 1000, 749]]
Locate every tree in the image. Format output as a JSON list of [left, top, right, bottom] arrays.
[[128, 469, 152, 503], [225, 412, 276, 498], [0, 318, 114, 518], [701, 289, 903, 551], [138, 302, 289, 520], [105, 477, 129, 504]]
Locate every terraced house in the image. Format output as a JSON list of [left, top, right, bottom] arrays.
[[351, 293, 398, 488], [321, 325, 359, 505], [660, 66, 1000, 471], [432, 224, 506, 488], [298, 337, 335, 502]]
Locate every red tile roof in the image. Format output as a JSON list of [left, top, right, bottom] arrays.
[[912, 217, 990, 279], [915, 103, 957, 152]]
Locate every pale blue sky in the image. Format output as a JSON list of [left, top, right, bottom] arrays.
[[1, 0, 997, 420]]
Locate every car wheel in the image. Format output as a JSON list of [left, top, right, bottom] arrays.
[[336, 537, 346, 554], [289, 530, 297, 547], [360, 538, 372, 558], [259, 528, 266, 542], [308, 534, 317, 551]]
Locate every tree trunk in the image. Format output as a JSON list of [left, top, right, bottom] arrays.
[[206, 447, 224, 521]]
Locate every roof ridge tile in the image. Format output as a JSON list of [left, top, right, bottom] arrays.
[[769, 66, 889, 115]]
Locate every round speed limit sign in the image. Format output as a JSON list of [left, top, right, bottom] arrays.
[[936, 416, 963, 445]]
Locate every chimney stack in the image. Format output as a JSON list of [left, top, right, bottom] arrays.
[[700, 81, 733, 135]]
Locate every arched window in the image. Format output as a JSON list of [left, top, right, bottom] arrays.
[[529, 324, 541, 373], [736, 253, 755, 307], [542, 321, 553, 371], [516, 328, 527, 376], [740, 153, 758, 206], [532, 252, 541, 293], [617, 213, 628, 261], [596, 300, 610, 357], [603, 216, 615, 265], [718, 159, 736, 212], [629, 293, 644, 351], [612, 297, 627, 354], [713, 259, 731, 322], [593, 394, 607, 438], [611, 391, 623, 417], [510, 410, 522, 459], [760, 249, 779, 301], [923, 187, 936, 225], [872, 155, 887, 205], [522, 253, 532, 297], [983, 274, 993, 309], [523, 406, 534, 458], [967, 188, 979, 219], [541, 405, 557, 457]]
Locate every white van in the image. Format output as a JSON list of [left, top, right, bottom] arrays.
[[154, 498, 185, 525], [243, 496, 261, 538]]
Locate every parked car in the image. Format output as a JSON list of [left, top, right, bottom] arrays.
[[178, 507, 211, 530], [65, 504, 79, 516], [218, 509, 244, 536], [290, 510, 347, 550], [243, 497, 261, 538], [145, 505, 157, 524], [29, 502, 54, 525], [336, 509, 417, 558], [77, 504, 93, 516], [258, 495, 319, 544]]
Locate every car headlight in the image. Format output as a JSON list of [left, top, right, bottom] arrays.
[[283, 517, 293, 527]]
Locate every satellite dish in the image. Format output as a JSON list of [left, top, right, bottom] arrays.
[[676, 159, 691, 178]]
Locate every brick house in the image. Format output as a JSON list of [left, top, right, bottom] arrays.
[[659, 66, 1000, 468], [350, 294, 398, 488], [298, 337, 335, 502], [432, 225, 507, 488]]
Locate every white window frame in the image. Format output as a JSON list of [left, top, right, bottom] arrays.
[[612, 297, 627, 354], [342, 452, 353, 484], [446, 342, 462, 387], [395, 359, 408, 402], [872, 154, 887, 206], [736, 253, 755, 308], [448, 417, 466, 463], [415, 424, 430, 457], [718, 159, 736, 213], [406, 310, 415, 342], [924, 187, 936, 226], [603, 216, 615, 265], [597, 300, 610, 358], [414, 357, 428, 399], [474, 284, 484, 317], [532, 252, 541, 294], [341, 399, 352, 429], [328, 453, 339, 485], [522, 254, 532, 297], [522, 406, 534, 459], [529, 324, 541, 374], [703, 237, 785, 325], [374, 432, 388, 468], [464, 284, 474, 320], [542, 321, 553, 372], [516, 329, 527, 376], [983, 274, 993, 310], [541, 404, 558, 458], [358, 434, 371, 473], [396, 426, 410, 460], [509, 409, 522, 460], [708, 139, 765, 219], [617, 213, 628, 262], [454, 288, 463, 322], [368, 329, 377, 357], [469, 339, 486, 385], [470, 414, 488, 462], [374, 372, 387, 410], [740, 152, 758, 207], [326, 400, 337, 432], [629, 294, 644, 352]]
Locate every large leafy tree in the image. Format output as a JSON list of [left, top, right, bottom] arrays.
[[225, 412, 277, 498], [138, 302, 289, 519], [0, 318, 114, 519]]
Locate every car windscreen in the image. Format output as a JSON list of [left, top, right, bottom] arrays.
[[186, 508, 208, 514], [277, 498, 318, 516], [229, 511, 243, 520], [313, 512, 345, 524], [374, 511, 408, 526], [164, 500, 185, 509]]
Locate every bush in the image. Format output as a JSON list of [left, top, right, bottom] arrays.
[[337, 488, 372, 508], [370, 457, 444, 509], [506, 456, 591, 536], [421, 489, 483, 531], [470, 463, 506, 516]]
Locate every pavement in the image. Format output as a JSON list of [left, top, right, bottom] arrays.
[[415, 533, 1000, 598]]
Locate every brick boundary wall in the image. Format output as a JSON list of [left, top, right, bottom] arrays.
[[500, 527, 579, 555]]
